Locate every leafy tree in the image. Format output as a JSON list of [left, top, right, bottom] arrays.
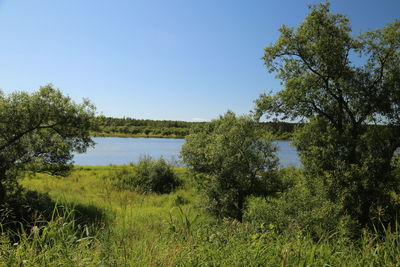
[[255, 2, 400, 227], [181, 111, 279, 222], [0, 85, 96, 201]]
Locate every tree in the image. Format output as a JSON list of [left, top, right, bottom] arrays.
[[254, 2, 400, 227], [181, 111, 279, 222], [0, 84, 96, 201]]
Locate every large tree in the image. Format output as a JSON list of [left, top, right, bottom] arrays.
[[0, 85, 96, 201], [255, 2, 400, 227], [181, 111, 279, 222]]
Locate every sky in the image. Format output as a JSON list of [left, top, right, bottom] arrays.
[[0, 0, 399, 121]]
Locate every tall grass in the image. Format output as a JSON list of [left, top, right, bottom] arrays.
[[0, 207, 102, 266], [0, 166, 396, 266]]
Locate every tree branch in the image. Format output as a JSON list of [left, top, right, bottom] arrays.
[[0, 123, 59, 152]]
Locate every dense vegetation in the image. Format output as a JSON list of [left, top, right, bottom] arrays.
[[1, 1, 400, 265], [92, 116, 198, 138], [0, 85, 95, 205], [256, 2, 400, 230], [0, 166, 399, 265], [181, 111, 280, 222], [110, 156, 181, 194], [92, 115, 298, 139]]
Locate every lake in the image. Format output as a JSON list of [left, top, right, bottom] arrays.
[[73, 137, 301, 167]]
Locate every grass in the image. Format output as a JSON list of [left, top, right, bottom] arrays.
[[1, 166, 399, 265]]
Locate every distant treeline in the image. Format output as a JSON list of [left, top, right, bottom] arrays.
[[260, 121, 298, 140], [93, 116, 298, 139], [92, 116, 202, 138]]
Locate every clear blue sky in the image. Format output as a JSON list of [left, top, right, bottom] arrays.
[[0, 0, 398, 121]]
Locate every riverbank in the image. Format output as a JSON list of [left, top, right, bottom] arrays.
[[91, 131, 185, 139], [91, 131, 292, 140]]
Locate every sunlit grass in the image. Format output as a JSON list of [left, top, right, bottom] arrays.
[[0, 166, 397, 265], [14, 166, 210, 265]]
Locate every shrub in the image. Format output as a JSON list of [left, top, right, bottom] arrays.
[[111, 156, 180, 194], [245, 167, 359, 239]]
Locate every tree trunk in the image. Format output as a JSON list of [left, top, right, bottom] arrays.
[[236, 193, 244, 223], [0, 181, 5, 203], [359, 198, 372, 227]]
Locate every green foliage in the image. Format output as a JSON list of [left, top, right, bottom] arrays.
[[3, 166, 399, 266], [181, 111, 280, 222], [3, 2, 400, 264], [0, 185, 107, 241], [177, 221, 400, 266], [255, 1, 400, 229], [173, 194, 190, 206], [16, 166, 208, 265], [293, 119, 400, 228], [0, 84, 95, 201], [110, 156, 181, 194], [93, 115, 198, 138], [166, 206, 199, 239], [0, 208, 102, 266], [0, 187, 56, 235], [93, 115, 298, 139], [260, 121, 298, 140], [245, 167, 358, 239]]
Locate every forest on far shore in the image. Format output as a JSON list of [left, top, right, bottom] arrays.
[[92, 115, 297, 139]]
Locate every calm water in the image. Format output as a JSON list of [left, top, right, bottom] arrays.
[[73, 137, 301, 167]]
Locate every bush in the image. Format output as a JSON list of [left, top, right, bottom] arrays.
[[245, 167, 359, 239], [111, 156, 181, 194]]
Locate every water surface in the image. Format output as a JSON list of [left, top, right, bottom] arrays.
[[73, 137, 300, 167]]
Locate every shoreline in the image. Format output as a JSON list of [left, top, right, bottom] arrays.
[[91, 132, 185, 139], [91, 132, 292, 141]]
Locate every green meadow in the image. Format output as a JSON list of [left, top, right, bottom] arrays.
[[0, 166, 399, 266]]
